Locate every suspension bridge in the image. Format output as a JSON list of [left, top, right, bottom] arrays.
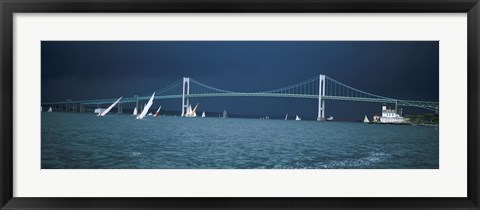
[[41, 75, 439, 120]]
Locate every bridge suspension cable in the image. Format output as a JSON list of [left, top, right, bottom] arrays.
[[262, 76, 320, 96], [154, 79, 183, 95], [324, 76, 392, 99], [42, 74, 438, 113], [189, 79, 233, 94]]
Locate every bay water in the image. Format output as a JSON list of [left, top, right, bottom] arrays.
[[41, 112, 439, 169]]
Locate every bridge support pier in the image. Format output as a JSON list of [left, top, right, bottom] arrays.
[[181, 77, 190, 116], [118, 103, 122, 114], [135, 95, 139, 112], [317, 74, 326, 121]]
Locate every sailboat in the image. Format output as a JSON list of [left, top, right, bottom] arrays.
[[295, 115, 301, 121], [133, 107, 138, 116], [154, 106, 161, 117], [285, 114, 288, 120], [191, 103, 199, 117], [136, 92, 155, 120], [222, 110, 227, 118], [47, 106, 52, 112], [363, 115, 370, 123], [185, 104, 192, 117], [185, 103, 199, 117], [98, 96, 123, 116], [201, 111, 205, 118]]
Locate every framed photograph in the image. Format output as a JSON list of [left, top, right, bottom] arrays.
[[1, 0, 479, 209]]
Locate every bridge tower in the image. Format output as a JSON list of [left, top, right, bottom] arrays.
[[181, 77, 190, 116], [317, 74, 326, 121]]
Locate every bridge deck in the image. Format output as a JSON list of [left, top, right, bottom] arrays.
[[41, 93, 438, 111]]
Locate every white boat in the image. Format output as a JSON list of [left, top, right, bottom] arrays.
[[154, 106, 161, 117], [191, 103, 199, 117], [185, 103, 198, 117], [98, 96, 123, 116], [185, 103, 199, 117], [363, 115, 370, 123], [185, 104, 192, 116], [148, 113, 153, 116], [222, 110, 227, 118], [201, 111, 205, 118], [136, 92, 155, 120], [94, 108, 107, 114], [47, 107, 52, 112], [295, 115, 301, 121], [285, 114, 288, 120], [133, 107, 138, 116], [327, 116, 333, 121]]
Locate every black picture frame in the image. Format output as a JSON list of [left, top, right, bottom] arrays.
[[1, 0, 479, 209]]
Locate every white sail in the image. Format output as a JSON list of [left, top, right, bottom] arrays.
[[363, 115, 370, 123], [48, 107, 52, 112], [99, 96, 123, 116], [133, 107, 138, 115], [185, 104, 192, 116], [285, 114, 288, 120], [201, 111, 205, 117], [185, 103, 199, 117], [223, 110, 227, 118], [136, 92, 155, 120], [295, 115, 301, 121], [191, 103, 199, 117], [154, 106, 161, 117]]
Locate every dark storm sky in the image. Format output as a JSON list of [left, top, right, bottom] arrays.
[[41, 41, 439, 120]]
